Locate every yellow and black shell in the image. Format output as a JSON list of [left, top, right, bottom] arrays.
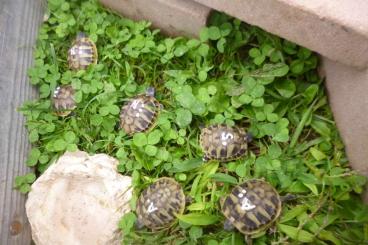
[[200, 124, 248, 162], [119, 88, 161, 135], [67, 32, 97, 70], [221, 179, 282, 235], [52, 85, 76, 117], [136, 177, 186, 230]]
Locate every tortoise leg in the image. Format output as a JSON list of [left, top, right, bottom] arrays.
[[185, 196, 193, 205], [245, 235, 253, 245], [135, 218, 145, 230], [268, 225, 277, 234], [202, 155, 210, 162], [280, 193, 297, 202], [223, 219, 234, 231], [245, 132, 253, 143]]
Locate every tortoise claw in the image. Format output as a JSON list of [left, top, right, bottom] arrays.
[[223, 219, 234, 231]]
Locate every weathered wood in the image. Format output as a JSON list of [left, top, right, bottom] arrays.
[[0, 0, 43, 244]]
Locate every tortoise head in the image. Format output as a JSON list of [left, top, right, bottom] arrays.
[[76, 32, 87, 39], [146, 87, 155, 97], [245, 132, 253, 143]]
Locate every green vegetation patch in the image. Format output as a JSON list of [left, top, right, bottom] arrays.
[[18, 0, 368, 244]]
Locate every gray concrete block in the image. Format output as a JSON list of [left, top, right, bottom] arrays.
[[0, 0, 43, 244], [193, 0, 368, 70], [323, 58, 368, 176], [322, 58, 368, 202], [99, 0, 211, 37]]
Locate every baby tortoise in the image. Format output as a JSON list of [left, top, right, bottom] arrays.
[[119, 87, 161, 135], [221, 179, 282, 238], [52, 85, 76, 117], [136, 177, 186, 230], [200, 124, 250, 162], [68, 32, 97, 70]]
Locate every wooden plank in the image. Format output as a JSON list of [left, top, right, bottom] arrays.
[[0, 0, 43, 244]]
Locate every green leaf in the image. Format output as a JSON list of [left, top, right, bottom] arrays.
[[198, 70, 207, 82], [26, 148, 41, 166], [90, 114, 103, 126], [303, 183, 319, 195], [311, 119, 331, 138], [133, 133, 147, 147], [177, 213, 219, 226], [304, 84, 319, 104], [189, 226, 203, 241], [147, 129, 163, 145], [208, 26, 221, 40], [19, 184, 31, 194], [66, 144, 78, 152], [197, 44, 209, 57], [29, 129, 39, 143], [145, 145, 158, 156], [280, 205, 309, 223], [53, 139, 67, 152], [318, 230, 342, 245], [216, 38, 226, 53], [174, 45, 188, 57], [118, 212, 137, 235], [190, 100, 206, 115], [268, 144, 282, 159], [210, 173, 238, 184], [277, 224, 315, 243], [250, 84, 265, 98], [275, 80, 296, 98], [176, 91, 196, 109], [290, 60, 304, 74], [251, 98, 264, 107], [64, 131, 76, 143], [253, 55, 265, 65], [14, 176, 25, 188], [219, 22, 232, 36], [249, 48, 261, 58], [25, 173, 36, 183], [171, 158, 203, 172], [238, 93, 252, 104], [251, 63, 289, 77], [309, 147, 327, 160], [235, 164, 247, 177], [199, 27, 209, 42], [175, 108, 192, 128], [156, 148, 169, 161], [207, 85, 217, 95]]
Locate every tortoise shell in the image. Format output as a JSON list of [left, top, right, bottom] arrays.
[[221, 179, 282, 235], [136, 177, 185, 230], [119, 88, 161, 135], [52, 85, 76, 117], [68, 32, 97, 70], [200, 124, 248, 162]]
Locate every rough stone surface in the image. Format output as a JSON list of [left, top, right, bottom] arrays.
[[323, 58, 368, 175], [193, 0, 368, 70], [26, 151, 132, 245], [99, 0, 211, 37]]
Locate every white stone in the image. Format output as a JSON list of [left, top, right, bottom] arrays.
[[26, 151, 132, 245]]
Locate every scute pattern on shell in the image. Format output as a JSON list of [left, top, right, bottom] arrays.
[[200, 124, 248, 162], [68, 36, 97, 70], [136, 177, 185, 230], [119, 94, 160, 135], [52, 85, 76, 117], [221, 179, 282, 235]]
